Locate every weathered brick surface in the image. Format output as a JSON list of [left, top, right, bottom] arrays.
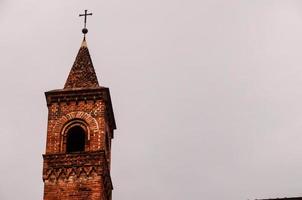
[[45, 100, 107, 154], [44, 176, 105, 200], [43, 40, 116, 200], [43, 90, 115, 200], [43, 151, 112, 200]]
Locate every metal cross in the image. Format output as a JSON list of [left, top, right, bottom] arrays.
[[79, 10, 93, 29]]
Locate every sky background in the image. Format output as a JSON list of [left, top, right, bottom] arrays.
[[1, 0, 302, 200]]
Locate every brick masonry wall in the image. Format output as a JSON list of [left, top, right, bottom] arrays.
[[46, 99, 110, 154], [43, 152, 111, 200], [44, 174, 105, 200], [43, 94, 113, 200]]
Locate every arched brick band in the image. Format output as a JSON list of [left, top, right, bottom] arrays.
[[52, 111, 99, 152]]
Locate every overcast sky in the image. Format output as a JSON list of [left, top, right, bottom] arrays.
[[2, 0, 302, 200]]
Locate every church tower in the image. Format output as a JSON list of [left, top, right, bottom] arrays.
[[42, 10, 116, 200]]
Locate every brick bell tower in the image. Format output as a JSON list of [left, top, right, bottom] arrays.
[[43, 10, 116, 200]]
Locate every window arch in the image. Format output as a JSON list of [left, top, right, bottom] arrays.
[[66, 125, 86, 153]]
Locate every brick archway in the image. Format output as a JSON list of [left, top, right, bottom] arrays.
[[52, 111, 99, 152]]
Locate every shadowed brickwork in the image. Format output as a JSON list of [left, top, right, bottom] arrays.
[[43, 39, 116, 200]]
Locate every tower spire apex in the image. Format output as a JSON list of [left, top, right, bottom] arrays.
[[64, 37, 99, 89], [64, 11, 98, 89], [79, 9, 93, 36], [81, 36, 87, 47]]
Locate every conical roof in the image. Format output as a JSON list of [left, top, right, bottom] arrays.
[[64, 38, 99, 89]]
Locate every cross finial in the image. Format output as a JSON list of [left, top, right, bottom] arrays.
[[79, 10, 93, 36]]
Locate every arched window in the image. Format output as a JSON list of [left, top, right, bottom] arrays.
[[66, 126, 86, 153]]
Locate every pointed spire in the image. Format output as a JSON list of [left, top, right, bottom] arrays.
[[64, 38, 99, 89]]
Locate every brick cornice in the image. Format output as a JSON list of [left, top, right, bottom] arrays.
[[45, 88, 106, 105], [43, 150, 106, 166], [45, 87, 116, 130]]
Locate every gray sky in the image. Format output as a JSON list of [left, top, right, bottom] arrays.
[[1, 0, 302, 199]]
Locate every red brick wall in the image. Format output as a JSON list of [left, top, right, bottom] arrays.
[[46, 99, 110, 153], [43, 171, 105, 200], [43, 91, 113, 200]]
